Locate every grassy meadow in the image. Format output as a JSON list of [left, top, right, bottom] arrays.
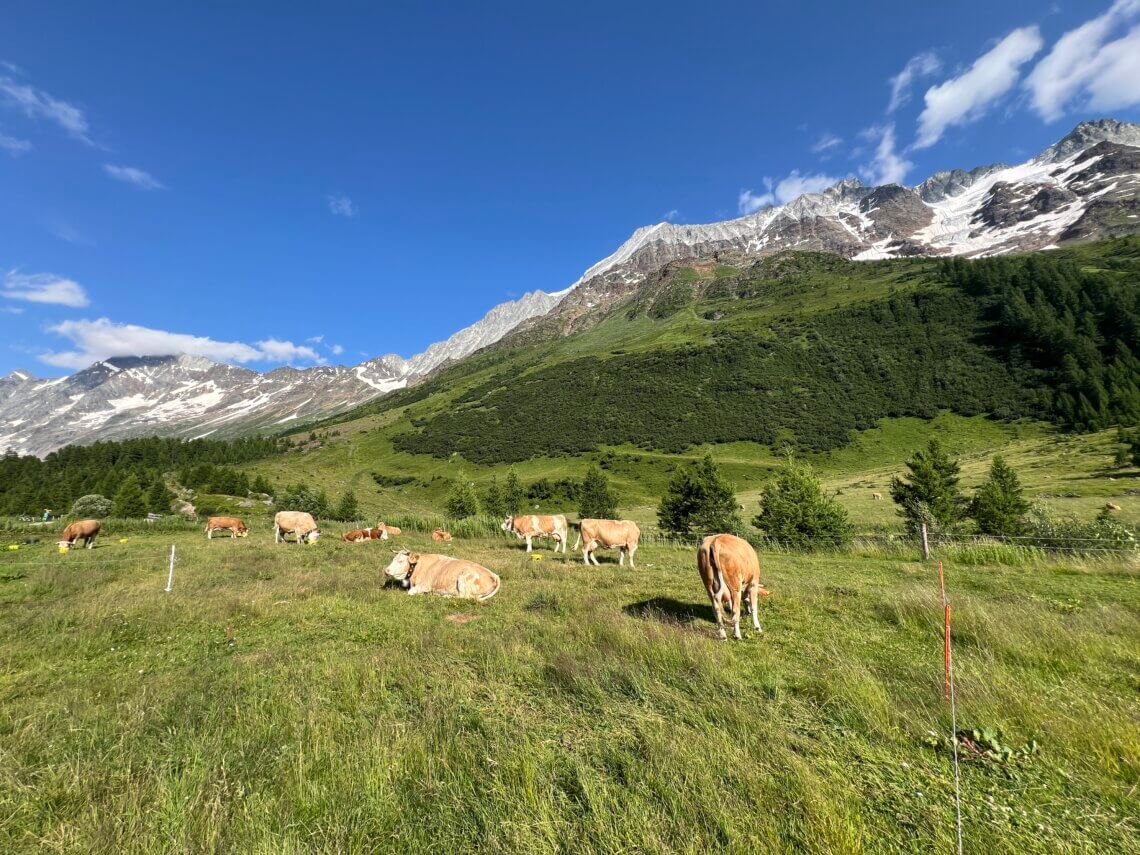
[[1, 527, 1137, 852]]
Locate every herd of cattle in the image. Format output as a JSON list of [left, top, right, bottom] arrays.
[[55, 511, 767, 639]]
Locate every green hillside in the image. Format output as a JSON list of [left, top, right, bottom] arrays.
[[240, 239, 1140, 530]]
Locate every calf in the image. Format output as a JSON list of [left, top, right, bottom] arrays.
[[59, 519, 101, 550], [575, 518, 640, 567], [697, 533, 768, 640], [206, 516, 247, 539], [501, 514, 568, 553], [384, 550, 500, 601], [432, 528, 453, 542]]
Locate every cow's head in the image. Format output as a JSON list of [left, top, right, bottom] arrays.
[[500, 517, 513, 533], [303, 529, 321, 543], [57, 540, 73, 550], [385, 550, 419, 581], [378, 526, 389, 540]]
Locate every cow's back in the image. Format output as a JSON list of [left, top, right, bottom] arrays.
[[699, 534, 758, 592], [582, 518, 639, 546], [63, 519, 100, 540], [276, 511, 317, 532], [412, 554, 499, 598]]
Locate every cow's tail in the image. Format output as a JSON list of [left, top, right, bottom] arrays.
[[478, 573, 502, 602], [708, 538, 729, 605]]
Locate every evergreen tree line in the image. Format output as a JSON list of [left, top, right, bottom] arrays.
[[444, 466, 619, 521], [0, 434, 280, 517]]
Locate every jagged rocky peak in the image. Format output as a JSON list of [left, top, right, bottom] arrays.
[[917, 164, 1007, 203], [1043, 118, 1140, 161]]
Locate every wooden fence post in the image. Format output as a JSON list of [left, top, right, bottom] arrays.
[[921, 523, 931, 561]]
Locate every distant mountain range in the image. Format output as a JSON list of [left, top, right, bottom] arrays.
[[3, 118, 1138, 457]]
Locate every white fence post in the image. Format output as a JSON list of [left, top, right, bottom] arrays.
[[164, 543, 175, 592]]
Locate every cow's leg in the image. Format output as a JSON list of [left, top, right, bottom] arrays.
[[589, 544, 601, 565], [274, 526, 280, 544], [708, 590, 728, 640], [730, 588, 743, 640], [628, 543, 637, 569], [207, 528, 213, 540], [748, 582, 762, 633], [619, 547, 625, 566], [525, 535, 533, 553], [582, 540, 590, 564]]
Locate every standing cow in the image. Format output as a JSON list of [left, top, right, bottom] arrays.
[[697, 533, 768, 640], [206, 516, 248, 539], [59, 519, 101, 550], [575, 518, 641, 567], [501, 515, 569, 553], [274, 511, 321, 544], [384, 550, 501, 601]]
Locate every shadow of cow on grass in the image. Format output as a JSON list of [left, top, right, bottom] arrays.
[[623, 597, 714, 627]]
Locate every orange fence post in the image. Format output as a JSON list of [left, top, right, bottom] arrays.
[[943, 603, 952, 700]]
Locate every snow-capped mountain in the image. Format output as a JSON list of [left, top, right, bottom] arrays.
[[3, 120, 1138, 457], [0, 288, 565, 457], [530, 119, 1140, 332]]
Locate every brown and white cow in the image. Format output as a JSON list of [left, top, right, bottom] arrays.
[[274, 511, 320, 544], [501, 514, 568, 553], [432, 528, 453, 542], [384, 550, 501, 601], [697, 533, 769, 640], [206, 516, 248, 539], [343, 526, 388, 542], [575, 518, 640, 567], [59, 519, 101, 550]]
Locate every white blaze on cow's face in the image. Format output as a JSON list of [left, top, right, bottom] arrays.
[[379, 528, 389, 540], [305, 529, 321, 543], [500, 517, 512, 532], [385, 550, 413, 580], [57, 540, 73, 550]]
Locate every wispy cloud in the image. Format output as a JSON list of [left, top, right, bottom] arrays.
[[329, 344, 344, 355], [103, 164, 166, 191], [739, 170, 841, 215], [0, 73, 91, 143], [859, 124, 912, 185], [887, 52, 942, 113], [0, 128, 31, 155], [1024, 0, 1140, 121], [327, 194, 357, 217], [40, 318, 326, 370], [2, 271, 90, 308], [661, 208, 680, 222], [810, 132, 843, 155], [914, 26, 1044, 149]]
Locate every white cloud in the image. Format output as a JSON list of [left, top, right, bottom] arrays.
[[859, 124, 913, 185], [914, 26, 1044, 149], [739, 170, 842, 214], [0, 129, 31, 155], [811, 132, 843, 154], [1025, 0, 1140, 121], [0, 74, 90, 143], [662, 208, 680, 221], [305, 335, 324, 344], [329, 343, 344, 355], [103, 164, 166, 191], [40, 318, 326, 370], [327, 194, 357, 217], [2, 271, 90, 307], [888, 51, 942, 113]]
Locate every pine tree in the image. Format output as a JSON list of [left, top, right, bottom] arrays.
[[482, 477, 507, 519], [111, 474, 148, 518], [146, 479, 173, 514], [504, 469, 524, 516], [333, 490, 360, 522], [578, 465, 618, 519], [754, 458, 851, 549], [445, 476, 480, 519], [969, 456, 1030, 537], [889, 439, 968, 533], [252, 474, 274, 497], [657, 454, 742, 537]]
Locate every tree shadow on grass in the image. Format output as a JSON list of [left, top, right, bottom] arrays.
[[624, 597, 713, 626]]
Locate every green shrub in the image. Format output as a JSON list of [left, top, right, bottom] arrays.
[[754, 459, 852, 549], [658, 454, 743, 537], [969, 456, 1030, 536], [71, 494, 112, 519]]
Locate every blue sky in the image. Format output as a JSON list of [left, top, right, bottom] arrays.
[[2, 1, 1139, 376]]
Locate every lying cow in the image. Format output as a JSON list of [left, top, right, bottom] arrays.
[[697, 533, 769, 640], [206, 516, 247, 539], [384, 550, 501, 601], [59, 519, 101, 550], [501, 514, 568, 553], [343, 526, 388, 543], [378, 523, 402, 537], [432, 528, 453, 542], [575, 518, 640, 567], [274, 511, 320, 545]]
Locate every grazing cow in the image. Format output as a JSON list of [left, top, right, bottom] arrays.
[[501, 514, 568, 553], [378, 523, 402, 537], [432, 528, 453, 542], [872, 492, 883, 501], [59, 519, 101, 550], [274, 511, 321, 544], [343, 526, 388, 543], [697, 533, 768, 640], [384, 550, 500, 601], [205, 516, 247, 539], [1105, 502, 1122, 511], [574, 518, 641, 567]]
